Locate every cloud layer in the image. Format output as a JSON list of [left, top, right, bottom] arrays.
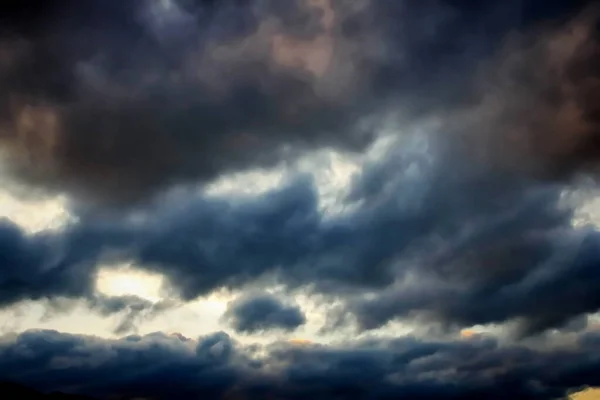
[[0, 1, 596, 206], [1, 0, 600, 398], [2, 329, 600, 399], [0, 0, 382, 206], [2, 141, 600, 337]]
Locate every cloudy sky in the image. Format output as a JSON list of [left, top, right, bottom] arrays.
[[0, 0, 600, 398]]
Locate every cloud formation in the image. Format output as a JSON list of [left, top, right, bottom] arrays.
[[0, 0, 382, 206], [223, 293, 306, 333], [1, 0, 600, 398], [0, 0, 595, 207], [2, 142, 600, 337], [1, 329, 600, 399]]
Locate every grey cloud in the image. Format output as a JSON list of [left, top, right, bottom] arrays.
[[2, 142, 600, 336], [0, 217, 92, 306], [2, 3, 600, 397], [88, 295, 177, 335], [223, 293, 306, 334], [335, 147, 600, 336], [438, 6, 600, 183], [1, 329, 600, 399], [1, 0, 596, 208], [0, 217, 172, 330], [0, 0, 382, 207], [0, 0, 599, 340]]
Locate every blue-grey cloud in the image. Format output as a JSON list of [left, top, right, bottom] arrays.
[[2, 138, 600, 337], [0, 3, 600, 397], [223, 293, 306, 333], [1, 329, 600, 399]]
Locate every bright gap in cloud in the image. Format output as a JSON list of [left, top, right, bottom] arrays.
[[573, 196, 600, 228], [96, 266, 165, 303], [203, 149, 362, 217], [190, 292, 229, 317], [0, 191, 72, 233]]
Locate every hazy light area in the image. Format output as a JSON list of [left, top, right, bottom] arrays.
[[573, 195, 600, 228], [0, 191, 72, 233], [96, 266, 165, 303], [203, 149, 362, 217]]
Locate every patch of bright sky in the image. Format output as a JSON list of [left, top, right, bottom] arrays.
[[0, 301, 118, 337], [0, 153, 74, 233], [202, 149, 362, 217], [96, 265, 165, 303], [0, 190, 72, 233], [572, 194, 600, 228]]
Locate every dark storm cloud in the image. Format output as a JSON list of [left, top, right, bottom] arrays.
[[441, 8, 600, 183], [3, 139, 600, 336], [366, 1, 600, 188], [0, 0, 596, 207], [0, 217, 92, 306], [0, 0, 383, 206], [223, 293, 306, 333], [0, 0, 599, 339], [3, 2, 600, 397], [345, 229, 600, 337], [0, 217, 172, 331], [328, 143, 600, 336], [1, 328, 600, 399]]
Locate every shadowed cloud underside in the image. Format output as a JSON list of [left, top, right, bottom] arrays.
[[0, 0, 600, 399]]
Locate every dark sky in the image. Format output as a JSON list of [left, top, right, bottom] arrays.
[[0, 0, 599, 399]]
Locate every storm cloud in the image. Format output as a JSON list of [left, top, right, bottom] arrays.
[[0, 0, 596, 206], [2, 141, 600, 337], [0, 0, 382, 206], [1, 329, 600, 399], [223, 293, 306, 333], [1, 0, 600, 398]]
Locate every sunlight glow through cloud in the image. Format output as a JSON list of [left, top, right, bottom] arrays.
[[96, 266, 164, 303], [204, 149, 361, 216], [0, 191, 72, 233]]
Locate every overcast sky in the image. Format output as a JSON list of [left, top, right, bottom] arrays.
[[1, 0, 600, 399]]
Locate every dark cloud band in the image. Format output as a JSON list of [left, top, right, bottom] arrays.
[[1, 329, 600, 399]]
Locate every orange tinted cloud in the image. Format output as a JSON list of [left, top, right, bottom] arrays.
[[460, 329, 477, 339], [289, 338, 313, 346]]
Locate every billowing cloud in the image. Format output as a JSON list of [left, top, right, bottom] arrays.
[[1, 1, 600, 398], [2, 141, 600, 337], [0, 1, 595, 207], [0, 217, 173, 332], [223, 293, 306, 333], [0, 0, 382, 206], [441, 7, 600, 182], [1, 329, 600, 399]]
